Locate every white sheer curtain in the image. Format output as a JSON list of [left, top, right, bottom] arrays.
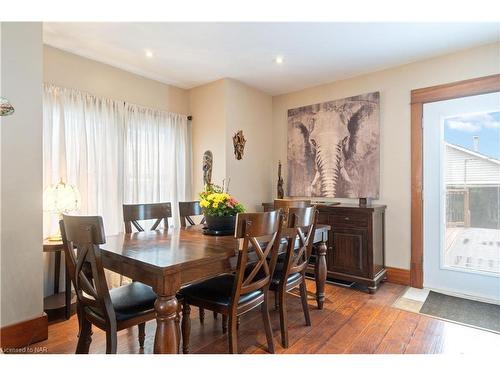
[[43, 84, 191, 237], [123, 103, 190, 227], [43, 85, 124, 239]]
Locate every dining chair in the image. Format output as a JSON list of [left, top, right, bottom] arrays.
[[60, 214, 157, 354], [123, 202, 172, 233], [179, 201, 206, 227], [178, 201, 210, 324], [270, 206, 318, 348], [120, 202, 172, 287], [272, 198, 313, 306], [179, 210, 283, 354]]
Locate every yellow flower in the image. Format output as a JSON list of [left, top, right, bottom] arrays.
[[213, 202, 219, 208], [200, 199, 209, 208]]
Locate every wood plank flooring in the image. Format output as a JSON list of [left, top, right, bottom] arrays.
[[26, 281, 500, 354]]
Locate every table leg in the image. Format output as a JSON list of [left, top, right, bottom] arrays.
[[65, 262, 71, 320], [54, 251, 61, 295], [314, 241, 327, 309], [153, 295, 179, 354]]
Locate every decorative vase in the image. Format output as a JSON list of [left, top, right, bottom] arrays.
[[204, 214, 236, 234]]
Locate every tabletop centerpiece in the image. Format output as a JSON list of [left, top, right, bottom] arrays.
[[199, 182, 245, 235]]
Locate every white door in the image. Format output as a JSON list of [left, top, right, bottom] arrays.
[[423, 91, 500, 303]]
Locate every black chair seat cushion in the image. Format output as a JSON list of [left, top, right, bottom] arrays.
[[269, 260, 302, 290], [179, 274, 263, 307], [88, 282, 157, 322]]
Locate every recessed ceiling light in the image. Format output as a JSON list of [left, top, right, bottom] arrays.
[[145, 50, 154, 58], [274, 56, 284, 64]]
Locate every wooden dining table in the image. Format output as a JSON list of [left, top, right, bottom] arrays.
[[99, 224, 330, 354]]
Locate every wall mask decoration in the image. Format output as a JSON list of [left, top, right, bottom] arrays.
[[287, 91, 380, 199], [232, 130, 246, 160], [0, 97, 15, 116], [202, 150, 213, 187]]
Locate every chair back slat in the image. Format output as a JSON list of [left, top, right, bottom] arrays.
[[232, 211, 283, 301], [123, 202, 172, 233], [273, 199, 311, 210], [274, 199, 312, 225], [235, 211, 282, 238], [61, 214, 116, 324], [150, 218, 163, 230], [282, 207, 318, 277], [131, 220, 145, 232], [179, 201, 206, 227]]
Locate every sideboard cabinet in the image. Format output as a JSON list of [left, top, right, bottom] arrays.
[[314, 204, 386, 293]]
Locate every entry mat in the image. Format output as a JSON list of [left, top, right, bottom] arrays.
[[394, 288, 500, 334], [420, 291, 500, 333]]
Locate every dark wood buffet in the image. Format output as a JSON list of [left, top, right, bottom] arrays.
[[263, 202, 387, 293], [314, 204, 386, 293]]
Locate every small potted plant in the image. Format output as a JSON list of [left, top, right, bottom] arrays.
[[199, 183, 245, 234]]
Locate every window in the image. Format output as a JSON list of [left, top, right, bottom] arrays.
[[43, 84, 191, 236]]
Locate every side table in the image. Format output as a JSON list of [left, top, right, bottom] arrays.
[[43, 239, 76, 320]]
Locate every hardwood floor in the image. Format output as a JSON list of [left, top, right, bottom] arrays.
[[26, 281, 499, 354]]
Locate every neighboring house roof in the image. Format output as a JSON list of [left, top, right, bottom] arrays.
[[446, 143, 500, 186]]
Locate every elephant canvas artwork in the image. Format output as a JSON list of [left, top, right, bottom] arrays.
[[287, 92, 380, 198]]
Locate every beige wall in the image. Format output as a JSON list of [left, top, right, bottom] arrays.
[[225, 79, 273, 211], [189, 79, 273, 209], [272, 42, 500, 270], [44, 45, 190, 114], [189, 79, 227, 196], [1, 22, 44, 327]]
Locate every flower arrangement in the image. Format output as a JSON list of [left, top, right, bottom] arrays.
[[199, 183, 245, 217]]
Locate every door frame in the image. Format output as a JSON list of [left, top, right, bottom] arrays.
[[410, 74, 500, 288]]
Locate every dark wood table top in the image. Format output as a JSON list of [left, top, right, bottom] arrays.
[[100, 224, 330, 276], [100, 225, 238, 273]]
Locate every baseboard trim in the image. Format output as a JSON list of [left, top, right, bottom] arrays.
[[386, 267, 411, 286], [0, 313, 48, 351]]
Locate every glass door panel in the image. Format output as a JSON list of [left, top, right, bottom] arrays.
[[423, 91, 500, 302]]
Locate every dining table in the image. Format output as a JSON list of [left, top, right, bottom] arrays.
[[99, 223, 330, 354]]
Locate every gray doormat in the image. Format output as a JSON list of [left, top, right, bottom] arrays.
[[420, 291, 500, 333]]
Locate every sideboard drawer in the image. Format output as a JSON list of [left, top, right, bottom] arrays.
[[330, 213, 369, 228]]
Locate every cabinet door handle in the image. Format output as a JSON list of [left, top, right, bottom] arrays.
[[328, 246, 333, 251], [344, 217, 350, 220]]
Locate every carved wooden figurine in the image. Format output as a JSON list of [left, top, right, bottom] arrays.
[[232, 130, 246, 160], [203, 150, 213, 187], [277, 160, 284, 199]]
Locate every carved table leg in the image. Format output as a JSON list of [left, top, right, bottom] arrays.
[[181, 302, 191, 354], [54, 250, 61, 294], [65, 264, 72, 320], [153, 295, 179, 354], [314, 241, 327, 310], [222, 315, 228, 334]]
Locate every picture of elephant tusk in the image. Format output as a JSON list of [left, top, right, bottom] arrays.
[[340, 166, 352, 184]]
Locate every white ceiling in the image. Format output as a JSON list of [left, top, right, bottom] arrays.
[[43, 23, 500, 96]]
